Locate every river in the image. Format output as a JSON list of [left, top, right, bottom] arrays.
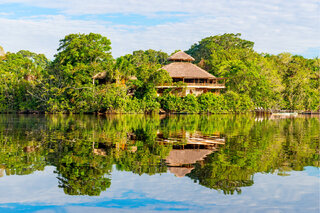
[[0, 114, 319, 212]]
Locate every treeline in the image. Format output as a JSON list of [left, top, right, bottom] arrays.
[[0, 33, 319, 113]]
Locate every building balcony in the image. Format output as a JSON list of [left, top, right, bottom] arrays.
[[156, 82, 225, 89]]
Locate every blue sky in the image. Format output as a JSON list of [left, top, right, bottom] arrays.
[[0, 0, 319, 59]]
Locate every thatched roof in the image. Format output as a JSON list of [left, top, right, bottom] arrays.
[[168, 167, 193, 177], [165, 149, 213, 166], [168, 51, 195, 62], [161, 62, 216, 79], [92, 71, 107, 80]]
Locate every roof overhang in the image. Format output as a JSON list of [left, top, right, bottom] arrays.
[[156, 85, 226, 89]]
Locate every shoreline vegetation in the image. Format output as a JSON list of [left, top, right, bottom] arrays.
[[0, 33, 319, 114]]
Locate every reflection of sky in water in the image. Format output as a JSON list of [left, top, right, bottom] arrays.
[[0, 166, 319, 212], [304, 166, 320, 177]]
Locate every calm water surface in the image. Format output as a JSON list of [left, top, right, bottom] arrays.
[[0, 114, 319, 212]]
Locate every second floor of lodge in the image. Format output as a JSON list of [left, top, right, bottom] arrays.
[[156, 77, 226, 89]]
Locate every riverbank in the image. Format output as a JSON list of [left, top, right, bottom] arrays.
[[1, 109, 319, 115]]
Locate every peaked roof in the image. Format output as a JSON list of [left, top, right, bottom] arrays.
[[165, 149, 213, 166], [168, 51, 195, 62], [168, 167, 193, 177], [161, 62, 216, 79]]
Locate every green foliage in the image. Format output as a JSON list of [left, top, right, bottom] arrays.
[[149, 69, 172, 85], [0, 50, 49, 112], [197, 92, 225, 113], [0, 114, 318, 195], [130, 49, 169, 67], [187, 33, 319, 111], [273, 54, 320, 110], [159, 94, 183, 112], [182, 94, 199, 113], [159, 92, 253, 114], [114, 55, 136, 80], [223, 91, 254, 112], [54, 33, 112, 66], [0, 33, 318, 113], [45, 33, 115, 113], [186, 33, 254, 75], [0, 45, 5, 60], [95, 84, 127, 113], [187, 115, 319, 194]]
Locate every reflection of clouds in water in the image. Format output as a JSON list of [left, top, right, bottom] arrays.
[[237, 172, 319, 212], [0, 166, 96, 205], [0, 115, 318, 212], [0, 166, 319, 212], [304, 166, 320, 178]]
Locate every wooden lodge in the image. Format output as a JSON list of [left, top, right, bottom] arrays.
[[91, 50, 226, 97], [156, 51, 225, 96]]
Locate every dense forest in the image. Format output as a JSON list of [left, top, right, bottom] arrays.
[[0, 33, 319, 113]]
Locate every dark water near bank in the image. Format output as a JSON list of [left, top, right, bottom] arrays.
[[0, 114, 319, 212]]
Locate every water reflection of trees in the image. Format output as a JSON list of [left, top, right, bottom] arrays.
[[0, 114, 318, 196], [187, 116, 320, 194]]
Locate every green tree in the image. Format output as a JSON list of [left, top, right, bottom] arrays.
[[0, 45, 5, 60], [186, 33, 254, 75], [47, 33, 114, 113], [0, 50, 49, 112], [197, 92, 225, 113]]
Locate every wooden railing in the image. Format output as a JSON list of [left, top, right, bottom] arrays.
[[185, 83, 225, 87], [157, 82, 225, 87]]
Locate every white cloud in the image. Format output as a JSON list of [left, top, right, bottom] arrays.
[[1, 0, 318, 17], [0, 0, 318, 58], [0, 12, 13, 16], [0, 15, 116, 57]]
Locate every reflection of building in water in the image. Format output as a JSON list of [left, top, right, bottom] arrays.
[[166, 149, 213, 177], [92, 130, 225, 178], [255, 114, 312, 122], [166, 149, 213, 166], [160, 131, 225, 177], [157, 131, 225, 150], [168, 167, 193, 178]]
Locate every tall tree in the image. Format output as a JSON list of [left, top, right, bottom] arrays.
[[186, 33, 254, 75], [0, 50, 49, 111], [48, 33, 115, 112]]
